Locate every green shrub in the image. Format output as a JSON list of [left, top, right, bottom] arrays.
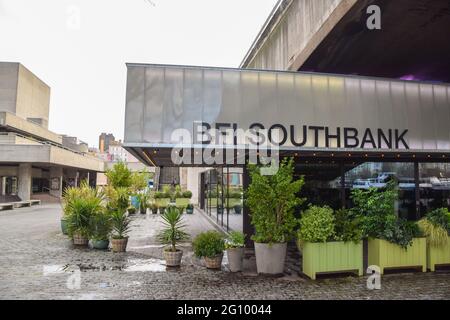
[[298, 206, 335, 243], [89, 211, 112, 241], [182, 191, 193, 199], [350, 182, 420, 248], [225, 231, 245, 249], [246, 158, 305, 244], [105, 162, 132, 189], [426, 208, 450, 232], [418, 208, 450, 247], [333, 209, 362, 243], [382, 216, 422, 249], [193, 231, 225, 258]]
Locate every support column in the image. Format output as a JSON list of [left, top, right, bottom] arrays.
[[0, 177, 4, 196], [50, 167, 63, 198], [18, 163, 32, 201], [242, 166, 254, 248]]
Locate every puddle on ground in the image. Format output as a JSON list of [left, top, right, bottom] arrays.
[[43, 265, 71, 275], [122, 259, 166, 272]]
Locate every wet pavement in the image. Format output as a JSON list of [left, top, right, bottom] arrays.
[[0, 204, 449, 300]]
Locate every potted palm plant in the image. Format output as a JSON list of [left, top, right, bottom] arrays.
[[225, 231, 245, 272], [110, 210, 131, 253], [90, 211, 112, 250], [193, 231, 225, 269], [66, 196, 103, 247], [246, 158, 305, 275], [157, 207, 190, 267]]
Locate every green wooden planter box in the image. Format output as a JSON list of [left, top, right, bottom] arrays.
[[301, 241, 363, 280], [368, 238, 426, 274], [427, 236, 450, 271]]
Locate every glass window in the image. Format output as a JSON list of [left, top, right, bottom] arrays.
[[419, 163, 450, 216], [345, 162, 416, 220], [295, 161, 342, 211]]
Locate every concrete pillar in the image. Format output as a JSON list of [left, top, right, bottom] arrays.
[[0, 177, 4, 196], [50, 167, 63, 198], [18, 163, 32, 201]]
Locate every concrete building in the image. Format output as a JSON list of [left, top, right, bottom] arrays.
[[99, 133, 115, 153], [0, 62, 104, 203], [123, 0, 450, 237]]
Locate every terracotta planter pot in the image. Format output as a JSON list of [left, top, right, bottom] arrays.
[[164, 249, 183, 267], [226, 248, 244, 272], [111, 237, 129, 253], [73, 233, 89, 247], [205, 253, 223, 269]]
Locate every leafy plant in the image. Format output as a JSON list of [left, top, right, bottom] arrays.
[[130, 170, 149, 193], [246, 158, 305, 244], [418, 208, 450, 247], [350, 181, 398, 238], [225, 231, 246, 249], [66, 196, 103, 238], [298, 206, 335, 243], [137, 192, 150, 213], [105, 187, 130, 214], [333, 209, 362, 243], [89, 211, 112, 241], [382, 216, 422, 249], [193, 231, 225, 258], [105, 162, 132, 189], [110, 210, 131, 239], [182, 191, 193, 199], [426, 208, 450, 232], [156, 207, 189, 252], [349, 182, 420, 248]]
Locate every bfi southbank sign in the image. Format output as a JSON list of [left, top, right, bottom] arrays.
[[190, 122, 409, 150]]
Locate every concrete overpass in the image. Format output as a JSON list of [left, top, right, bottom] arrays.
[[241, 0, 450, 83]]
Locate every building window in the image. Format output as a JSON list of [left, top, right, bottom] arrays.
[[344, 162, 416, 220], [419, 163, 450, 216]]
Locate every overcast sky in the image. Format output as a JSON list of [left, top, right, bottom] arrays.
[[0, 0, 277, 148]]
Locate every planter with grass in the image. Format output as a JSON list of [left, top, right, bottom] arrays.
[[351, 182, 426, 274], [246, 158, 305, 275], [151, 203, 159, 215], [111, 210, 131, 253], [127, 207, 136, 215], [418, 208, 450, 271], [233, 204, 242, 214], [193, 231, 225, 269], [157, 207, 189, 267], [225, 231, 245, 272], [298, 207, 363, 280]]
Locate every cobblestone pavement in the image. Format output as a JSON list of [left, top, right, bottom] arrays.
[[0, 204, 449, 300]]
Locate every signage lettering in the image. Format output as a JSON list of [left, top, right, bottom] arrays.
[[194, 122, 409, 150]]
